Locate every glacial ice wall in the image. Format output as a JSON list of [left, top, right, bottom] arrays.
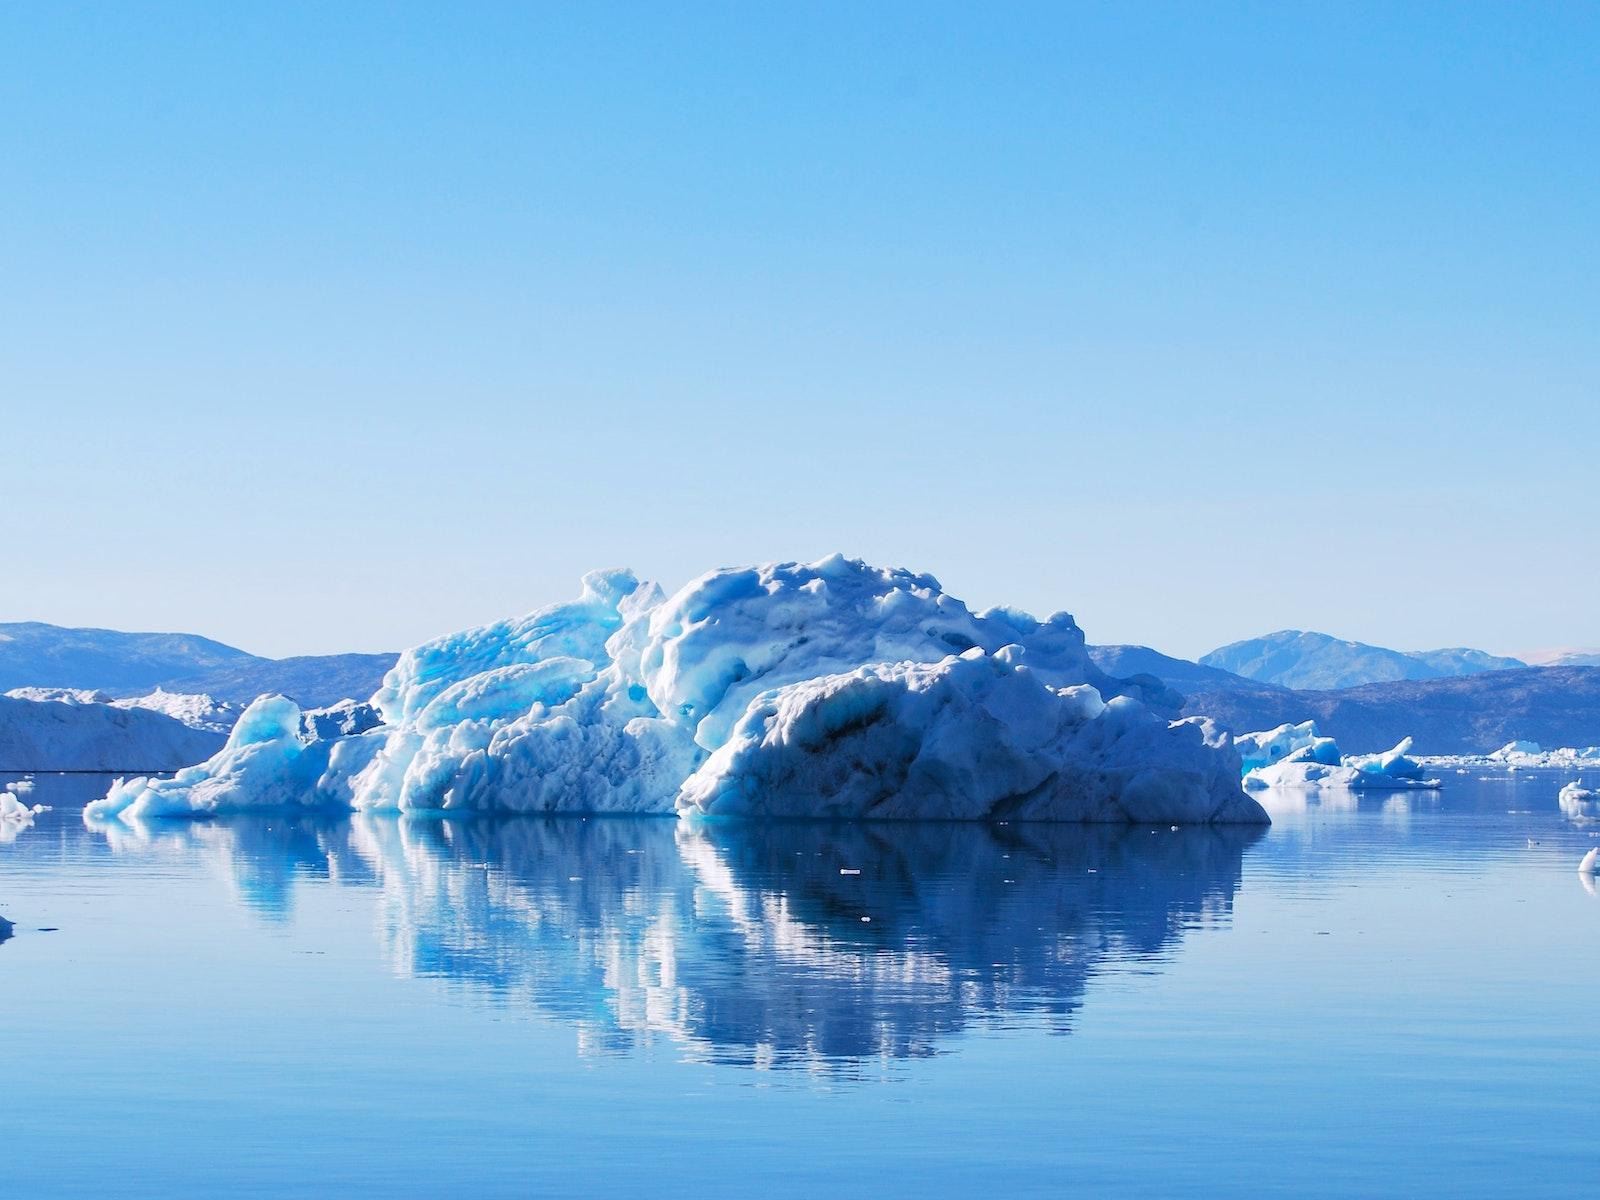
[[88, 557, 1266, 824], [0, 691, 228, 772]]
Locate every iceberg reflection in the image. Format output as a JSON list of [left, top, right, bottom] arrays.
[[87, 813, 1261, 1071]]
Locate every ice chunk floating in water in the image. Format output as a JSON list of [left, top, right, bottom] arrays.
[[1, 788, 49, 843], [88, 558, 1267, 825], [1239, 724, 1440, 792], [92, 694, 326, 819], [1559, 780, 1600, 822], [1233, 721, 1342, 773]]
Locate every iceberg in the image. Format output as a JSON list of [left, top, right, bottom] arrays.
[[1559, 780, 1599, 822], [88, 557, 1266, 825], [1240, 725, 1441, 791], [679, 649, 1257, 822], [6, 686, 239, 733], [0, 691, 228, 772], [1490, 740, 1543, 760], [1234, 720, 1342, 773], [1343, 736, 1433, 785], [1, 786, 49, 843], [1415, 743, 1600, 772], [299, 699, 382, 740]]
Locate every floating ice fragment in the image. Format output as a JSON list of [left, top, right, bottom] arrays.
[[1240, 726, 1440, 791], [0, 791, 49, 843], [1559, 780, 1600, 822], [1234, 721, 1341, 773]]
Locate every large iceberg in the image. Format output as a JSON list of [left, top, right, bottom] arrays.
[[6, 686, 239, 732], [680, 649, 1255, 822], [88, 557, 1266, 825], [0, 691, 227, 772]]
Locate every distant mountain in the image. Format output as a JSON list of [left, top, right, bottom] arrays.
[[0, 622, 254, 693], [1200, 630, 1527, 690], [1407, 647, 1530, 676], [163, 654, 397, 708], [1088, 645, 1265, 692], [0, 621, 396, 708], [1522, 648, 1600, 668], [1180, 666, 1600, 755]]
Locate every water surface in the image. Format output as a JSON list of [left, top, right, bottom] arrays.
[[2, 771, 1596, 1196]]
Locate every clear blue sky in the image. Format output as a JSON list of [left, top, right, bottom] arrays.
[[4, 2, 1596, 659]]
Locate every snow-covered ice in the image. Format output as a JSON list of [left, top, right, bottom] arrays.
[[6, 686, 239, 732], [91, 695, 330, 819], [87, 557, 1266, 825], [122, 688, 239, 733], [1, 691, 226, 772], [678, 648, 1260, 822]]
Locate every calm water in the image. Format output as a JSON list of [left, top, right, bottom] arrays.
[[3, 770, 1597, 1197]]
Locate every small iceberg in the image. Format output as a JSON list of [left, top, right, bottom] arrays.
[[1579, 848, 1599, 876], [1240, 726, 1441, 791], [1491, 740, 1543, 761], [1234, 721, 1343, 773], [1424, 742, 1600, 771], [1559, 780, 1600, 822], [0, 786, 49, 844]]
